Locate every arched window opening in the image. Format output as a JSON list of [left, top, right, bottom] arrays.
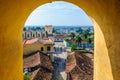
[[27, 34, 29, 38], [23, 1, 94, 80], [33, 34, 35, 37], [38, 34, 40, 37]]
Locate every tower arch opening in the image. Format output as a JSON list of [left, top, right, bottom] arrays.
[[0, 0, 118, 80], [23, 1, 94, 80]]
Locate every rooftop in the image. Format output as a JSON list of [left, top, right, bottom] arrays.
[[66, 52, 93, 80], [23, 51, 53, 80], [23, 38, 53, 45], [54, 34, 65, 39], [24, 51, 40, 68]]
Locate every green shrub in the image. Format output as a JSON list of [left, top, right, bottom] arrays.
[[24, 74, 31, 80]]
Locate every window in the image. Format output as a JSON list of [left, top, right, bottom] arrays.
[[25, 32, 26, 39], [27, 34, 29, 38], [41, 47, 44, 51], [36, 32, 37, 37], [38, 34, 40, 37], [33, 34, 35, 37], [47, 46, 51, 51]]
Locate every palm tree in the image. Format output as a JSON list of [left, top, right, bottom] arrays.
[[83, 31, 88, 39], [65, 38, 69, 42], [87, 38, 92, 48], [70, 32, 75, 40], [86, 27, 91, 33], [75, 35, 82, 48], [71, 44, 76, 51]]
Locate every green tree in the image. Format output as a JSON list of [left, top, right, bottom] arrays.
[[64, 38, 70, 42], [31, 27, 36, 31], [36, 27, 41, 30], [83, 31, 89, 39], [75, 35, 82, 46], [70, 32, 75, 40], [87, 38, 92, 44], [71, 44, 76, 51], [41, 27, 44, 31], [87, 38, 92, 48], [76, 27, 83, 34], [86, 27, 91, 33]]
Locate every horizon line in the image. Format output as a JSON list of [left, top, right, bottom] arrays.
[[24, 25, 93, 27]]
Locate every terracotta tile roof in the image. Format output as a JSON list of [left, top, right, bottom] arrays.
[[24, 51, 53, 69], [66, 52, 93, 80], [66, 52, 76, 73], [23, 51, 53, 80], [23, 51, 40, 68], [23, 38, 38, 44], [40, 38, 53, 45], [30, 69, 40, 79], [84, 53, 94, 59], [33, 68, 53, 80], [54, 34, 65, 39], [23, 38, 53, 45]]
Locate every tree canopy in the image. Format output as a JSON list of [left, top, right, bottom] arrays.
[[70, 32, 76, 39], [75, 35, 82, 44]]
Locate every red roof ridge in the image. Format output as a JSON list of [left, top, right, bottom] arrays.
[[75, 53, 83, 59]]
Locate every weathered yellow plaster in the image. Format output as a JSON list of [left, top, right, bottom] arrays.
[[0, 0, 120, 80]]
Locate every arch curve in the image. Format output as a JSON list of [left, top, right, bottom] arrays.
[[0, 0, 120, 80]]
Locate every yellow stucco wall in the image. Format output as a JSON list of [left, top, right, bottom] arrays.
[[0, 0, 120, 80], [24, 43, 53, 62], [24, 44, 53, 55]]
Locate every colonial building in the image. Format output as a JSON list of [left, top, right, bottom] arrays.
[[23, 25, 54, 40], [54, 34, 65, 42], [23, 38, 54, 61], [23, 30, 47, 40], [45, 25, 53, 35]]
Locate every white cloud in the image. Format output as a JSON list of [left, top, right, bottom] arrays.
[[25, 1, 92, 26]]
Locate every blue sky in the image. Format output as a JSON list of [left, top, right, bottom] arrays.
[[25, 1, 93, 26]]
